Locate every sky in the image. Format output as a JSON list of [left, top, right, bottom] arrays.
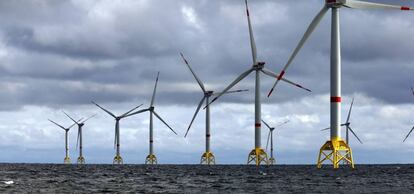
[[0, 0, 413, 164]]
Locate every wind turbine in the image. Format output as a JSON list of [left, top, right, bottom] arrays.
[[267, 0, 412, 169], [321, 98, 363, 147], [48, 119, 78, 164], [403, 87, 414, 142], [92, 102, 143, 164], [62, 111, 96, 164], [205, 0, 311, 165], [180, 53, 248, 165], [262, 119, 289, 165], [126, 72, 178, 165]]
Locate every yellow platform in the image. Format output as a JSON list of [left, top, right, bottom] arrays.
[[247, 148, 269, 165], [200, 152, 215, 165], [145, 154, 157, 165], [113, 155, 123, 164], [317, 139, 354, 169], [77, 156, 85, 164], [64, 156, 71, 164]]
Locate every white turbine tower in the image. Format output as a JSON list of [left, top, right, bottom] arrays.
[[180, 53, 248, 165], [126, 72, 178, 165], [403, 87, 414, 142], [262, 119, 289, 165], [48, 119, 78, 164], [205, 0, 311, 165], [321, 98, 363, 147], [62, 111, 96, 164], [92, 102, 143, 164], [267, 0, 412, 168]]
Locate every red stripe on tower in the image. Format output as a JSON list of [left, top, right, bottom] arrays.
[[277, 71, 285, 80], [331, 97, 341, 103], [255, 123, 261, 127], [401, 6, 410, 11]]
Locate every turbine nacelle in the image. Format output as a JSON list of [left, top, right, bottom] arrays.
[[326, 0, 345, 7], [253, 61, 265, 70], [205, 91, 214, 97]]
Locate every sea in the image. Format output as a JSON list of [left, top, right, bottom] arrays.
[[0, 164, 413, 193]]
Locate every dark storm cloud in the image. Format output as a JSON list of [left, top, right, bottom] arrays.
[[0, 0, 412, 110]]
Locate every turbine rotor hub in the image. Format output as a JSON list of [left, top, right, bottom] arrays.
[[253, 61, 265, 70], [206, 91, 214, 96]]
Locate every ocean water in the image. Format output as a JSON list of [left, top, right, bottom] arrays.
[[0, 164, 413, 193]]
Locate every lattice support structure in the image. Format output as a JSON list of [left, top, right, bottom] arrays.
[[113, 155, 123, 164], [268, 157, 275, 165], [77, 156, 85, 164], [145, 154, 157, 165], [64, 156, 71, 164], [247, 148, 269, 165], [317, 139, 354, 169], [200, 152, 215, 165]]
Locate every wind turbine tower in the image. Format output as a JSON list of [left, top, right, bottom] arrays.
[[206, 0, 311, 165], [180, 53, 248, 165], [63, 111, 96, 164], [262, 119, 289, 165], [268, 0, 412, 168], [92, 102, 143, 164], [126, 72, 178, 165], [48, 119, 77, 164]]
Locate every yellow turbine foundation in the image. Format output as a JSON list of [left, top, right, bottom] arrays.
[[63, 157, 71, 164], [247, 148, 269, 165], [268, 157, 275, 165], [200, 152, 215, 165], [317, 139, 354, 169], [145, 154, 157, 165], [113, 155, 123, 164], [77, 156, 85, 164]]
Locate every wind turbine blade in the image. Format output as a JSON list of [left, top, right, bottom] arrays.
[[267, 5, 328, 97], [204, 67, 254, 109], [276, 120, 290, 127], [348, 126, 363, 144], [321, 127, 330, 131], [121, 104, 144, 118], [344, 0, 412, 10], [346, 98, 355, 124], [125, 108, 150, 117], [62, 111, 79, 124], [150, 72, 160, 107], [180, 53, 206, 92], [403, 126, 414, 142], [266, 131, 271, 152], [153, 111, 178, 135], [261, 119, 272, 130], [245, 0, 257, 64], [261, 68, 312, 92], [81, 114, 97, 123], [92, 101, 116, 118], [411, 86, 414, 96], [185, 96, 206, 138], [48, 119, 66, 130], [212, 89, 249, 96]]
